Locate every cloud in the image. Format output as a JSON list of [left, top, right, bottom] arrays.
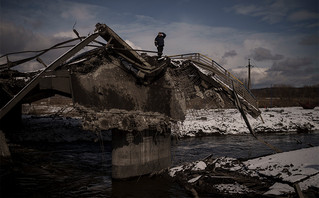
[[220, 50, 238, 65], [13, 60, 45, 72], [60, 2, 97, 21], [229, 1, 294, 24], [0, 21, 53, 54], [230, 56, 317, 88], [250, 47, 284, 61], [230, 5, 259, 15], [125, 40, 142, 50], [222, 50, 237, 58], [268, 57, 313, 73], [288, 10, 319, 22], [1, 0, 318, 87], [264, 57, 317, 87], [53, 31, 75, 39], [264, 58, 318, 87], [114, 21, 242, 61], [298, 34, 319, 45], [229, 66, 269, 88], [0, 20, 82, 72], [135, 15, 159, 24]]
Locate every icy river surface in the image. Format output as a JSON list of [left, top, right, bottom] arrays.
[[4, 131, 319, 198]]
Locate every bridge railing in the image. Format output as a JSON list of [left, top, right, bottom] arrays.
[[169, 53, 258, 111]]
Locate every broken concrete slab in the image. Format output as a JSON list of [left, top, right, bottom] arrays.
[[166, 147, 319, 197]]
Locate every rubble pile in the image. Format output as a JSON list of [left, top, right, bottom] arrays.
[[168, 59, 234, 110], [66, 48, 113, 74], [167, 146, 319, 197], [168, 156, 271, 197]]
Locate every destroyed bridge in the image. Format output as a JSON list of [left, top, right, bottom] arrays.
[[0, 23, 260, 179]]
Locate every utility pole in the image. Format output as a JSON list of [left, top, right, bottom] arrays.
[[247, 59, 252, 90]]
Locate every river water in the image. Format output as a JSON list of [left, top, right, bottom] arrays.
[[3, 131, 319, 197]]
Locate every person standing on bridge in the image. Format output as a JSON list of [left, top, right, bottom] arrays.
[[154, 32, 166, 58]]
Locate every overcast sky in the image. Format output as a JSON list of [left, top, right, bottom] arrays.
[[1, 0, 318, 88]]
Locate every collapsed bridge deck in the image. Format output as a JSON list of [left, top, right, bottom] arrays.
[[0, 23, 260, 122], [0, 23, 261, 179]]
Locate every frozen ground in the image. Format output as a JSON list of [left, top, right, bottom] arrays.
[[172, 107, 319, 137], [245, 146, 319, 195], [168, 146, 319, 196]]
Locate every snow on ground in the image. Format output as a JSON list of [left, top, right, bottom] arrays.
[[172, 107, 319, 137], [244, 146, 319, 188], [192, 161, 206, 171], [264, 183, 294, 195], [168, 146, 319, 196], [213, 183, 254, 194]]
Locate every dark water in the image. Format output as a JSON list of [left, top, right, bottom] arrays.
[[2, 131, 319, 197], [172, 131, 319, 164]]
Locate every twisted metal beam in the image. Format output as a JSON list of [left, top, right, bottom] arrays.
[[0, 37, 105, 70]]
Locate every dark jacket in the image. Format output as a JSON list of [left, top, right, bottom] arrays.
[[155, 32, 166, 46]]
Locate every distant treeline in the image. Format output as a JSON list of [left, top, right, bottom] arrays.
[[251, 85, 319, 108]]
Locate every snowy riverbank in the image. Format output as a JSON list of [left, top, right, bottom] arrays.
[[13, 105, 319, 142], [172, 107, 319, 137], [168, 146, 319, 196]]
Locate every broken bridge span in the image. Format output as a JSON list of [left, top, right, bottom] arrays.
[[0, 23, 260, 179]]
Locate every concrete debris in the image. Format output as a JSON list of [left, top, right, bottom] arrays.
[[166, 147, 319, 197], [76, 104, 171, 133]]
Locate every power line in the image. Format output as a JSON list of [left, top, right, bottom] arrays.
[[249, 59, 268, 76]]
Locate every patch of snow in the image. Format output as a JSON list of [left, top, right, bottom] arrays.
[[192, 161, 206, 171], [299, 173, 319, 190], [193, 63, 212, 76], [15, 76, 30, 82], [188, 175, 201, 183], [214, 182, 254, 194], [169, 165, 183, 177], [244, 146, 319, 189], [263, 182, 294, 195]]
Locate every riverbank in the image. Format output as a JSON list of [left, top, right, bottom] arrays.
[[172, 107, 319, 137], [167, 146, 319, 197]]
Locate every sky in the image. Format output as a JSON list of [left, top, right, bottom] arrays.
[[0, 0, 318, 88]]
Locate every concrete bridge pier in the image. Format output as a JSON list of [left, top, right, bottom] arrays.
[[112, 129, 171, 179]]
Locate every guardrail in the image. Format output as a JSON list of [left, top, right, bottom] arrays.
[[169, 53, 258, 111]]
